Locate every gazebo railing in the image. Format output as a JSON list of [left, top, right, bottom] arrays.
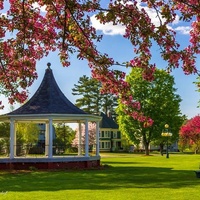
[[0, 143, 99, 158]]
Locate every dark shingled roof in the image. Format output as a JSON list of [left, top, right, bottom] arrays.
[[8, 66, 86, 115], [99, 112, 118, 129]]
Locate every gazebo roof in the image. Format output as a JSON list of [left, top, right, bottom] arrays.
[[9, 64, 86, 115], [0, 63, 101, 122]]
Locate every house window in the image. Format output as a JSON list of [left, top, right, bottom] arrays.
[[104, 131, 110, 138], [105, 142, 110, 148], [99, 142, 104, 148], [100, 141, 111, 149], [100, 131, 111, 138], [100, 131, 104, 138], [113, 131, 117, 138]]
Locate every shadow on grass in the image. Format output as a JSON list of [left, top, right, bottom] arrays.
[[101, 161, 146, 165], [0, 165, 199, 192]]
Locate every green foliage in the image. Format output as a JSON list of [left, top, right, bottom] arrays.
[[72, 75, 118, 116], [0, 138, 9, 155], [16, 123, 39, 154], [0, 122, 10, 155], [16, 123, 40, 154], [194, 76, 200, 107], [0, 122, 10, 138], [16, 123, 39, 144], [117, 68, 184, 155], [54, 123, 76, 151]]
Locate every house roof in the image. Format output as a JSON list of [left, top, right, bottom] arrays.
[[8, 64, 86, 115], [99, 112, 118, 129]]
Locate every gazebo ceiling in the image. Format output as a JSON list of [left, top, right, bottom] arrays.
[[0, 63, 101, 122]]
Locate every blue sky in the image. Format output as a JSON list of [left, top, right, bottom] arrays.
[[0, 1, 200, 119]]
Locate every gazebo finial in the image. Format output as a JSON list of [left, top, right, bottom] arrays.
[[47, 62, 51, 69]]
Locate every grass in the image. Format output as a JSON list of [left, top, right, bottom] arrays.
[[0, 153, 200, 200]]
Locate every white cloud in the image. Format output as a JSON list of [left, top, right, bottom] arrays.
[[90, 1, 164, 36], [90, 1, 191, 36], [90, 15, 125, 35], [142, 7, 164, 27], [174, 26, 191, 35], [172, 15, 180, 25]]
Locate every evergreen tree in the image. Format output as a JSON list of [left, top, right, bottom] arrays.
[[72, 75, 118, 116], [54, 123, 76, 152]]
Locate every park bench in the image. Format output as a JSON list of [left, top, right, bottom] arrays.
[[194, 170, 200, 178]]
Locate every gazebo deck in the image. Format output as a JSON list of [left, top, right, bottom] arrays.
[[0, 155, 100, 170]]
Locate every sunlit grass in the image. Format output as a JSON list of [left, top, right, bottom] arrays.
[[0, 153, 200, 200]]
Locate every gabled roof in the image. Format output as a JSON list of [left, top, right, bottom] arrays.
[[8, 64, 86, 115], [99, 112, 118, 129]]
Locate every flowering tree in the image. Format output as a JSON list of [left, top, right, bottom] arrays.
[[179, 115, 200, 154], [0, 0, 200, 125], [72, 122, 96, 148]]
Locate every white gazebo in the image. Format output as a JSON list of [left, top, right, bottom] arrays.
[[0, 63, 101, 170]]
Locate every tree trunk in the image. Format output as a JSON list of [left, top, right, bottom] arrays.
[[160, 143, 164, 156], [144, 142, 150, 155], [195, 146, 199, 154], [142, 133, 150, 155]]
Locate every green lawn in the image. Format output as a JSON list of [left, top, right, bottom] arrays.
[[0, 153, 200, 200]]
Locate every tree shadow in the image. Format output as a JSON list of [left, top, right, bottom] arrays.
[[0, 165, 199, 192]]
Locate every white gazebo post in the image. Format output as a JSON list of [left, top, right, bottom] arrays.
[[85, 119, 89, 157], [14, 121, 17, 157], [78, 122, 82, 156], [45, 122, 49, 156], [9, 118, 15, 159], [48, 118, 53, 158], [96, 121, 100, 156]]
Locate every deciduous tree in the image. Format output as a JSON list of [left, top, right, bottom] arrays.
[[0, 122, 10, 154], [16, 122, 39, 154], [117, 68, 183, 155], [0, 122, 9, 138]]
